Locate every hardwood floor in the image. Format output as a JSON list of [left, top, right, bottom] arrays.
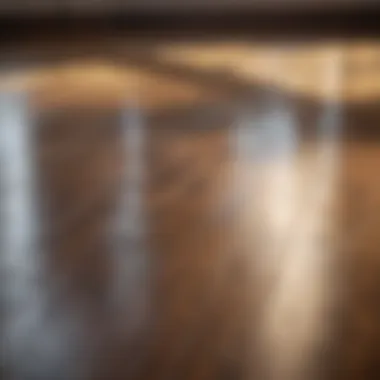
[[1, 29, 380, 380]]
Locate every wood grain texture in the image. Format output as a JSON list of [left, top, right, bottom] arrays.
[[1, 30, 380, 380]]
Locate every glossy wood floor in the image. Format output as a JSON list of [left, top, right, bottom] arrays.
[[1, 28, 380, 380]]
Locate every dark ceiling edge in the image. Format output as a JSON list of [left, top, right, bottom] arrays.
[[1, 8, 380, 40]]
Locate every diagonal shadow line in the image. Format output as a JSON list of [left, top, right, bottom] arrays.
[[1, 32, 378, 117], [110, 46, 278, 98], [104, 45, 329, 130], [117, 48, 380, 143], [0, 40, 278, 124], [0, 36, 343, 114], [109, 45, 343, 111], [6, 37, 377, 141]]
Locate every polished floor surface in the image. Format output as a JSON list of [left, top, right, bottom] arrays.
[[1, 30, 380, 380]]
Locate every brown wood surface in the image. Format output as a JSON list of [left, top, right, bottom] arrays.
[[1, 30, 380, 380]]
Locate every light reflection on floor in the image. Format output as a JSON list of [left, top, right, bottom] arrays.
[[231, 49, 342, 380], [1, 34, 379, 380], [0, 91, 85, 380]]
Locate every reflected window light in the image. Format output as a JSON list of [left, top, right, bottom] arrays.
[[109, 98, 149, 342], [0, 91, 82, 380], [232, 50, 342, 380]]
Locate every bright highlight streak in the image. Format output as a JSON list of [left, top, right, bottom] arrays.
[[110, 96, 149, 342], [0, 91, 82, 380], [233, 49, 342, 380]]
